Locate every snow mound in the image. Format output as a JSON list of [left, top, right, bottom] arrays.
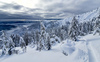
[[61, 40, 75, 55], [60, 39, 89, 62]]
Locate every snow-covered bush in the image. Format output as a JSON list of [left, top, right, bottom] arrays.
[[50, 35, 61, 46]]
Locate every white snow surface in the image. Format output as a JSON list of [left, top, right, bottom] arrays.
[[0, 34, 100, 62]]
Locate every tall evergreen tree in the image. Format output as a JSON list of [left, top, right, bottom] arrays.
[[23, 32, 32, 46], [68, 16, 79, 41], [10, 34, 20, 47], [8, 37, 15, 55], [93, 15, 100, 35], [38, 22, 46, 51], [38, 22, 51, 51], [45, 33, 51, 50], [1, 30, 9, 55], [60, 26, 67, 40], [20, 37, 26, 52], [35, 31, 40, 50]]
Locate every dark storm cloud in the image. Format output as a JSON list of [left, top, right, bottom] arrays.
[[38, 0, 100, 18], [1, 0, 100, 20], [76, 0, 100, 12], [0, 2, 45, 20], [0, 10, 44, 20], [0, 2, 23, 10], [43, 13, 62, 18]]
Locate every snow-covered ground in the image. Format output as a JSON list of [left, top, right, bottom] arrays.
[[80, 34, 100, 62], [0, 33, 100, 62]]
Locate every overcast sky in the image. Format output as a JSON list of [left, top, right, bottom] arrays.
[[0, 0, 100, 20]]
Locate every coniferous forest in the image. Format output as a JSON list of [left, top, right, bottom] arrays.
[[0, 14, 100, 56]]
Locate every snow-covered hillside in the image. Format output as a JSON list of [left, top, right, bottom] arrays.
[[0, 33, 100, 62], [54, 8, 100, 26]]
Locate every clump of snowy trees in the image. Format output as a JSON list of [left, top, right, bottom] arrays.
[[68, 16, 95, 41], [37, 22, 51, 51], [0, 22, 52, 56], [1, 30, 26, 55]]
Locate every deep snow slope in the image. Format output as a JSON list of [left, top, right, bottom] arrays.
[[0, 34, 100, 62]]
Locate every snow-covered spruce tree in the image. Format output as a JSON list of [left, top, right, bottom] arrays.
[[60, 25, 67, 40], [35, 30, 40, 44], [82, 22, 88, 34], [31, 31, 36, 46], [15, 34, 20, 47], [1, 30, 9, 55], [92, 17, 96, 31], [93, 15, 100, 35], [38, 22, 46, 51], [31, 30, 40, 48], [46, 28, 54, 38], [1, 31, 15, 55], [10, 34, 20, 47], [68, 16, 79, 41], [38, 22, 51, 51], [63, 24, 70, 39], [78, 23, 85, 36], [8, 37, 15, 55], [20, 37, 26, 52], [81, 22, 89, 35], [23, 32, 33, 46], [45, 33, 51, 50], [23, 32, 29, 46], [52, 27, 62, 41], [87, 21, 94, 34], [35, 31, 40, 50]]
